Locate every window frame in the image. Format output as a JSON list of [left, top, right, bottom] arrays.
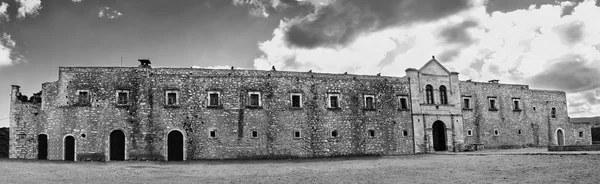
[[290, 93, 303, 108], [251, 130, 259, 138], [207, 91, 221, 107], [327, 93, 341, 109], [368, 129, 376, 138], [363, 94, 375, 110], [425, 85, 434, 104], [551, 107, 557, 118], [76, 90, 91, 106], [209, 129, 217, 138], [462, 96, 472, 110], [165, 90, 179, 106], [467, 129, 473, 136], [493, 129, 499, 136], [488, 97, 498, 111], [512, 98, 521, 111], [398, 95, 409, 110], [293, 129, 302, 139], [439, 85, 448, 105], [331, 130, 338, 138], [247, 91, 262, 107], [116, 90, 130, 106]]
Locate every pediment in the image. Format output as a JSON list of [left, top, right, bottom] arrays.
[[419, 58, 450, 75]]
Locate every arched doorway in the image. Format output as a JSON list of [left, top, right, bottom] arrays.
[[432, 121, 447, 151], [557, 129, 564, 146], [110, 130, 126, 161], [38, 134, 47, 160], [64, 135, 75, 161], [167, 130, 184, 161]]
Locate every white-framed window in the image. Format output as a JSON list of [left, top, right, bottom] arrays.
[[209, 129, 217, 138], [327, 93, 340, 108], [77, 90, 90, 105], [251, 130, 258, 138], [402, 130, 408, 137], [364, 94, 375, 109], [467, 129, 473, 136], [398, 96, 409, 109], [207, 91, 220, 107], [493, 129, 499, 136], [578, 131, 584, 137], [165, 90, 179, 105], [248, 91, 261, 107], [488, 97, 497, 110], [290, 93, 302, 108], [462, 96, 471, 109], [512, 98, 521, 110], [293, 130, 302, 138], [116, 90, 129, 105]]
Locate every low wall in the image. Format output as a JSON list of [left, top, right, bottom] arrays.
[[548, 145, 600, 151]]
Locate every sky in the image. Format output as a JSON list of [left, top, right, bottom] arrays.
[[1, 0, 599, 127]]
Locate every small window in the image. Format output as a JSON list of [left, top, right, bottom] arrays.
[[331, 130, 338, 138], [209, 129, 217, 138], [398, 96, 408, 109], [248, 92, 261, 107], [293, 130, 302, 138], [425, 85, 434, 104], [518, 129, 522, 135], [364, 95, 375, 109], [251, 130, 258, 138], [533, 107, 536, 111], [551, 107, 556, 118], [513, 98, 521, 110], [78, 90, 90, 104], [165, 91, 178, 105], [368, 129, 375, 138], [494, 129, 499, 136], [463, 98, 470, 109], [290, 93, 302, 108], [327, 93, 340, 108], [208, 92, 220, 106], [402, 130, 408, 137], [467, 129, 472, 136], [116, 90, 129, 105], [579, 131, 584, 137], [488, 97, 497, 110]]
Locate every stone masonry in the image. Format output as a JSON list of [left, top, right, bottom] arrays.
[[9, 57, 586, 161]]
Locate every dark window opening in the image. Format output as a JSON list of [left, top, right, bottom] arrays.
[[402, 130, 408, 137], [291, 94, 301, 108], [400, 98, 408, 109], [252, 130, 258, 138], [494, 130, 499, 136], [249, 93, 260, 106], [167, 92, 177, 105], [209, 130, 216, 138], [368, 129, 375, 137], [467, 130, 472, 136], [209, 93, 219, 106], [330, 96, 339, 108], [426, 85, 434, 104], [78, 91, 89, 104], [365, 96, 374, 109], [117, 92, 128, 105], [518, 129, 522, 135], [463, 98, 470, 109], [514, 100, 520, 110], [439, 85, 448, 104], [331, 130, 338, 138], [489, 99, 496, 110], [551, 107, 557, 118], [81, 134, 86, 138], [579, 131, 584, 137], [294, 130, 301, 138]]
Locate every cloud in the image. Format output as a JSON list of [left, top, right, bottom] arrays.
[[16, 0, 42, 19], [71, 0, 83, 2], [0, 33, 24, 67], [254, 0, 600, 117], [98, 6, 122, 19], [232, 0, 319, 18], [0, 2, 8, 23]]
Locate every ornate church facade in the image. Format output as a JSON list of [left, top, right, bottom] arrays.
[[9, 57, 588, 161]]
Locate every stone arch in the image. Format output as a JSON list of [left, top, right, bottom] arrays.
[[63, 134, 76, 161], [38, 134, 48, 160], [109, 130, 126, 161], [432, 121, 447, 151], [165, 129, 185, 161], [556, 128, 565, 146]]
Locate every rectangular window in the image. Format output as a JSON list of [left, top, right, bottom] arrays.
[[364, 95, 375, 109], [166, 91, 178, 105], [291, 93, 302, 108], [513, 98, 521, 110], [494, 129, 499, 136], [293, 130, 301, 138], [399, 97, 408, 109], [328, 93, 340, 108], [78, 90, 90, 104], [331, 130, 338, 138], [579, 131, 584, 137], [463, 98, 470, 109], [248, 92, 261, 107], [251, 130, 258, 138], [368, 129, 375, 138], [209, 129, 216, 138], [467, 129, 473, 136], [208, 92, 220, 106], [116, 90, 129, 105], [488, 97, 497, 110], [402, 130, 408, 137]]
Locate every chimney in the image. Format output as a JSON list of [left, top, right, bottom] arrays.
[[488, 79, 499, 84], [138, 59, 151, 68]]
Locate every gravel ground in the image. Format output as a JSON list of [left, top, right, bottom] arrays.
[[0, 154, 599, 184]]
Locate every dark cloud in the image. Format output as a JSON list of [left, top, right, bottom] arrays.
[[283, 0, 472, 48], [486, 0, 600, 14], [438, 20, 478, 45], [527, 56, 600, 93], [556, 21, 585, 45], [438, 49, 461, 62]]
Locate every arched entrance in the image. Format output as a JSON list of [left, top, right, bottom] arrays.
[[557, 129, 564, 146], [38, 134, 47, 160], [110, 130, 126, 161], [64, 135, 75, 161], [432, 121, 447, 151], [167, 130, 184, 161]]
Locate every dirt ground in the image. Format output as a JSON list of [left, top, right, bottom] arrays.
[[0, 154, 599, 184]]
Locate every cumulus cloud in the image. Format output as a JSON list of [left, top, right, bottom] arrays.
[[0, 33, 24, 67], [16, 0, 42, 19], [254, 0, 600, 117], [232, 0, 332, 18], [71, 0, 83, 2], [98, 6, 122, 19], [0, 2, 8, 23]]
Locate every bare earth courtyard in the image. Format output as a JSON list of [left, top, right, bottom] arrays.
[[1, 151, 600, 184]]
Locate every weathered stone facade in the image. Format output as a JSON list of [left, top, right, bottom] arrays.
[[9, 57, 585, 161]]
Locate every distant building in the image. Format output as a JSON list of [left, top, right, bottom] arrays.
[[9, 57, 588, 161]]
